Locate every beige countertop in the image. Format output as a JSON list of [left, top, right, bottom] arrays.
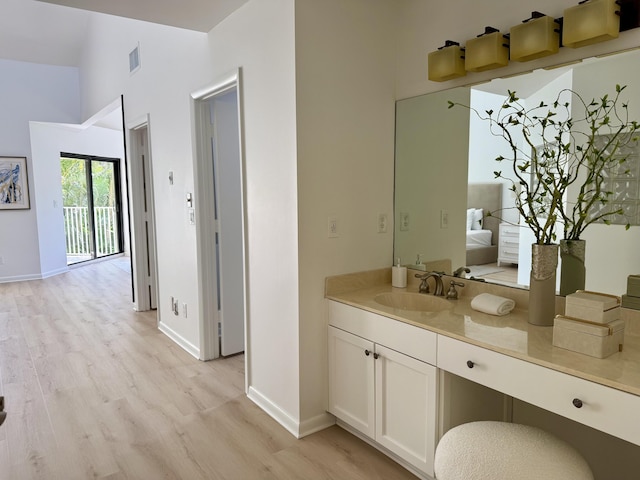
[[326, 272, 640, 398]]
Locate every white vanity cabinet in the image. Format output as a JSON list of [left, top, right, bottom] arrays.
[[328, 301, 438, 477]]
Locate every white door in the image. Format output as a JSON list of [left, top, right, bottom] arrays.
[[328, 326, 375, 438], [139, 127, 158, 309], [130, 123, 158, 312], [375, 344, 438, 477], [208, 89, 245, 356]]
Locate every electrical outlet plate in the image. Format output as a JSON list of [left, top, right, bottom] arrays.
[[328, 216, 338, 238], [440, 209, 449, 229], [171, 297, 179, 316], [377, 213, 388, 233]]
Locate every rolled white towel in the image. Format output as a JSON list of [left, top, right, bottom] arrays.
[[471, 293, 515, 316]]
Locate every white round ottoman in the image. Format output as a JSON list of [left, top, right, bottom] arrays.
[[434, 421, 594, 480]]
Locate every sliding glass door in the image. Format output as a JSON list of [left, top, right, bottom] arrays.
[[61, 154, 123, 265]]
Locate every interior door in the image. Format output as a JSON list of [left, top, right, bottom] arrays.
[[208, 89, 245, 356], [139, 127, 158, 309]]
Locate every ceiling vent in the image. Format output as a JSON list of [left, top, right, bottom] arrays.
[[129, 44, 141, 74]]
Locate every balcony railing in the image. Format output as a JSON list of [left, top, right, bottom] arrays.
[[63, 206, 119, 257]]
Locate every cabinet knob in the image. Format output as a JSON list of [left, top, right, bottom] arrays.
[[466, 360, 475, 369], [572, 398, 583, 409], [373, 353, 380, 360], [365, 349, 370, 356]]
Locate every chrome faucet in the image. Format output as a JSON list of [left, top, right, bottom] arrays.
[[446, 280, 465, 300], [453, 266, 471, 278], [415, 271, 445, 296]]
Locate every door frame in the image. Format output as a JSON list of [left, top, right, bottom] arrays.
[[127, 115, 159, 313], [191, 68, 248, 371]]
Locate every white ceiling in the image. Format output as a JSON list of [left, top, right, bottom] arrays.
[[0, 0, 248, 67], [37, 0, 249, 32]]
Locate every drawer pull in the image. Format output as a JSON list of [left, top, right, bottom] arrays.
[[572, 398, 583, 409], [365, 349, 371, 356], [466, 360, 475, 369]]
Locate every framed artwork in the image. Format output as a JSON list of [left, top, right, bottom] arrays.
[[0, 156, 30, 210]]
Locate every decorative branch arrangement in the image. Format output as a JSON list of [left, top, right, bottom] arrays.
[[449, 85, 640, 245]]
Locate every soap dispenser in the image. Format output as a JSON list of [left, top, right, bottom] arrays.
[[392, 258, 407, 288]]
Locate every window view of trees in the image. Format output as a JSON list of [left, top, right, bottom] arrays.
[[61, 156, 122, 264]]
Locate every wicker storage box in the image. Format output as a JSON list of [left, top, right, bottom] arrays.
[[565, 291, 620, 324], [553, 315, 625, 358]]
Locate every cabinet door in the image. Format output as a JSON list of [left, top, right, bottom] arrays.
[[328, 326, 375, 438], [375, 345, 438, 477]]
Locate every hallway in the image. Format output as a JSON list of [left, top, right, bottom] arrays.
[[0, 261, 416, 479]]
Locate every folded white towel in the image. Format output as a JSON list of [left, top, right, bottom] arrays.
[[471, 293, 515, 316]]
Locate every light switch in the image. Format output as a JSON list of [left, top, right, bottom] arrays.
[[400, 212, 410, 231]]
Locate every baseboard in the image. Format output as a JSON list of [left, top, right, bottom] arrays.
[[298, 411, 336, 438], [0, 272, 48, 283], [41, 266, 70, 279], [247, 386, 301, 438], [158, 321, 200, 359]]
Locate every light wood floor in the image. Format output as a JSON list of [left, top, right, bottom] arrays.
[[0, 260, 418, 479]]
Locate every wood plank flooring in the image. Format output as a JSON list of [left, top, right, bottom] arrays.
[[0, 260, 418, 479]]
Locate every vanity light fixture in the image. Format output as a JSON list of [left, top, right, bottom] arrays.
[[563, 0, 621, 48], [427, 40, 466, 82], [464, 27, 510, 72], [510, 12, 561, 61]]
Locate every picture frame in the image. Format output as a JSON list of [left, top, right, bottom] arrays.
[[0, 156, 30, 210]]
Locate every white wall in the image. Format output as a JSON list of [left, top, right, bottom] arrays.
[[295, 0, 397, 429], [206, 0, 301, 431], [0, 59, 80, 282], [78, 14, 213, 355], [394, 88, 469, 269], [29, 122, 126, 276]]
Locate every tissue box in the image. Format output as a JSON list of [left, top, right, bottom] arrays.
[[553, 315, 625, 359], [565, 291, 621, 324], [627, 275, 640, 298]]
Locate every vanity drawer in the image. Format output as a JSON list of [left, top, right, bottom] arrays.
[[437, 335, 640, 446], [328, 301, 437, 365]]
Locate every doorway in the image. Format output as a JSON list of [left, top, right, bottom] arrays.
[[192, 70, 247, 362], [129, 121, 159, 312], [61, 153, 124, 265]]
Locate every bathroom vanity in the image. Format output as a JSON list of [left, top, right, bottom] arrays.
[[326, 269, 640, 480]]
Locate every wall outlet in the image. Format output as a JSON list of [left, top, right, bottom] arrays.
[[171, 297, 179, 316], [377, 213, 388, 233], [440, 210, 449, 229], [328, 216, 338, 238]]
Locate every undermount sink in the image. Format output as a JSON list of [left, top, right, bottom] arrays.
[[374, 292, 451, 312]]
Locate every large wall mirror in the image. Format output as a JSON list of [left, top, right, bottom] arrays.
[[394, 49, 640, 296]]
